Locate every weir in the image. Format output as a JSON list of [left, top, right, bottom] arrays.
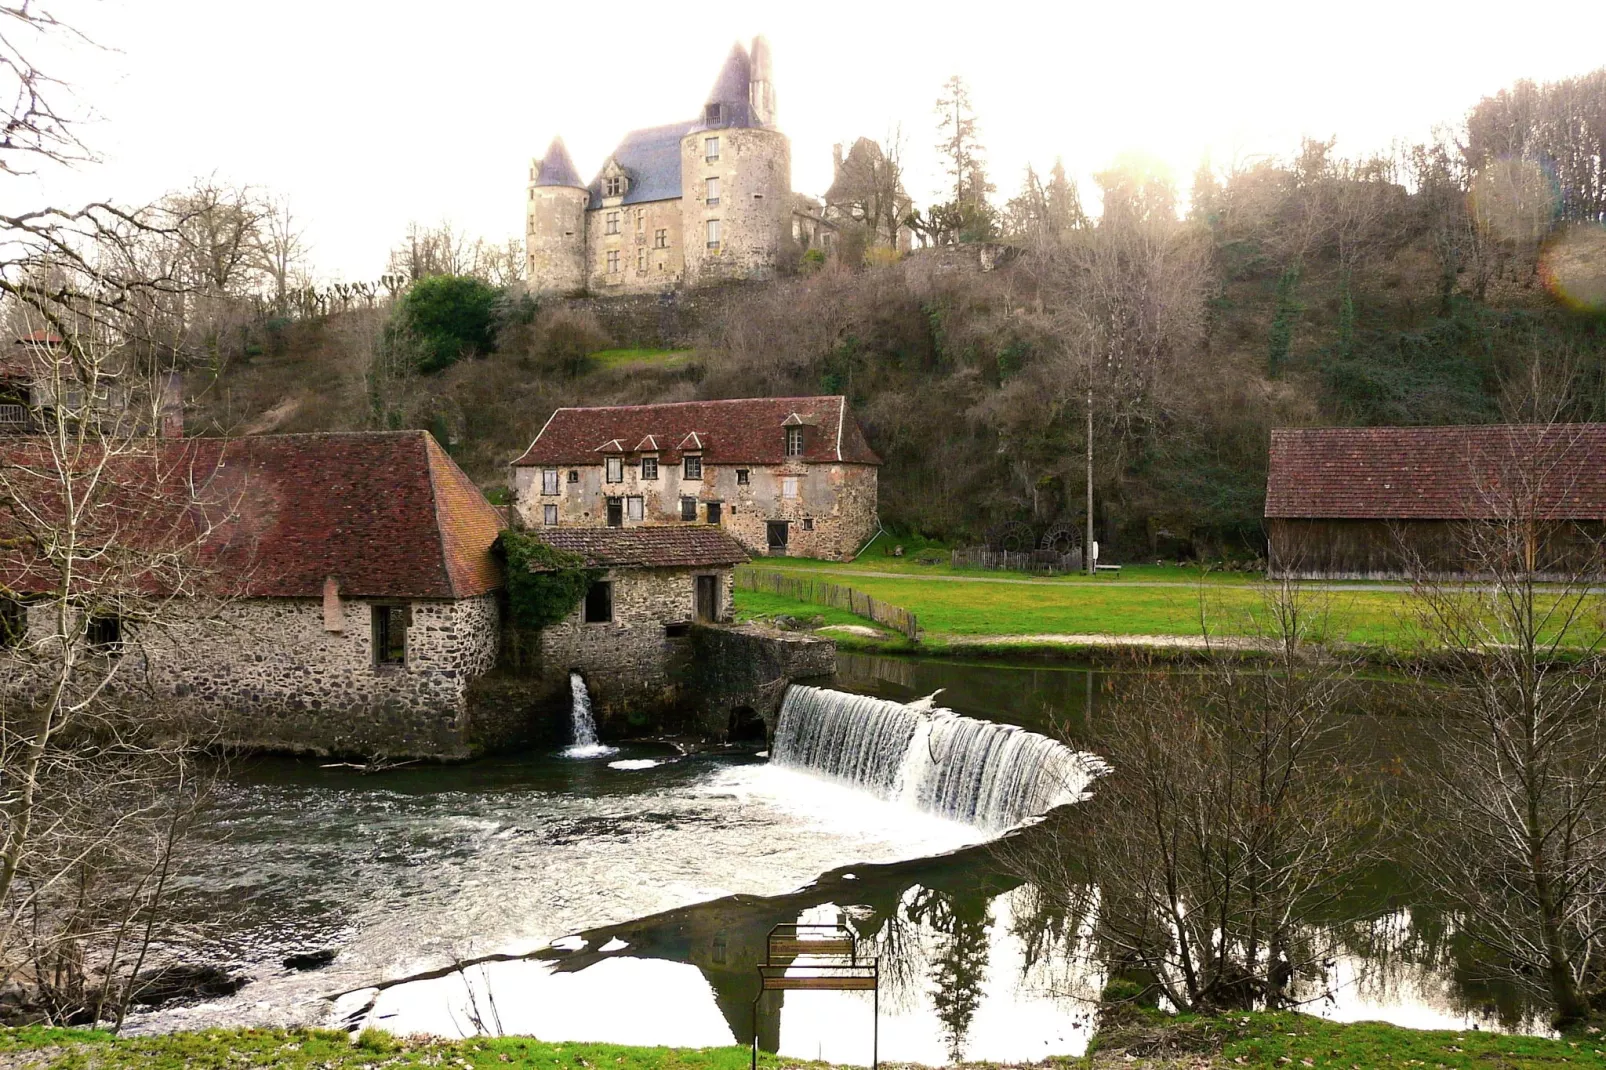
[[771, 685, 1103, 830]]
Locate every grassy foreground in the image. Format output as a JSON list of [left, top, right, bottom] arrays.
[[1, 1014, 1602, 1068]]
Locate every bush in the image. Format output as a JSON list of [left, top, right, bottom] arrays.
[[537, 306, 610, 378], [396, 275, 501, 374], [497, 530, 599, 630]]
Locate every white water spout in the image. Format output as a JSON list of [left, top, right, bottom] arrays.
[[771, 685, 1105, 831], [563, 672, 618, 759]]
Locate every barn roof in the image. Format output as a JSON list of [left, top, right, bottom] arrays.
[[512, 396, 882, 468], [0, 431, 505, 600], [1266, 425, 1606, 520], [532, 527, 749, 570]]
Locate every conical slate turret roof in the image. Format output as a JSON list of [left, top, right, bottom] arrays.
[[533, 136, 584, 189], [698, 41, 753, 129]]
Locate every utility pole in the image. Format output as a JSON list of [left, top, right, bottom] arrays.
[[1086, 382, 1095, 576]]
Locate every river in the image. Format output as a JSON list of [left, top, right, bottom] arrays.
[[128, 654, 1532, 1062]]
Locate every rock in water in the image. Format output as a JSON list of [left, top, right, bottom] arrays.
[[283, 949, 338, 971]]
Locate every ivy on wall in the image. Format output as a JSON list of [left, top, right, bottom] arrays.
[[496, 531, 599, 630]]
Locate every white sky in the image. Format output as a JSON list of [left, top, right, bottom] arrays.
[[12, 0, 1605, 281]]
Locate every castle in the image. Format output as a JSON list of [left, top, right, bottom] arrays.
[[526, 36, 792, 294]]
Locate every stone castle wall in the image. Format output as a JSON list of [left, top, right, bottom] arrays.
[[526, 185, 589, 294], [3, 593, 504, 759], [681, 127, 790, 286], [585, 198, 687, 294], [513, 460, 878, 563]]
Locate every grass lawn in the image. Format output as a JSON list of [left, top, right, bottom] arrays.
[[0, 1026, 792, 1070], [588, 348, 695, 373], [1209, 1010, 1602, 1068], [733, 590, 877, 631]]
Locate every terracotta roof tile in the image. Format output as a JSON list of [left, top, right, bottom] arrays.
[[533, 527, 750, 569], [1266, 425, 1606, 520], [512, 396, 882, 467]]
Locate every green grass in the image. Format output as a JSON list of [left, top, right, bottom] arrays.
[[1217, 1010, 1605, 1068], [0, 1026, 793, 1069], [588, 348, 694, 372], [732, 589, 876, 631]]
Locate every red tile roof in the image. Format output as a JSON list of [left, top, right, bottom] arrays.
[[512, 396, 882, 467], [1, 431, 505, 599], [532, 527, 750, 569], [1266, 425, 1606, 520]]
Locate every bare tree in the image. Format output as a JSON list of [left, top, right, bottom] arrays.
[[1402, 424, 1606, 1029], [0, 3, 91, 174], [254, 195, 307, 307]]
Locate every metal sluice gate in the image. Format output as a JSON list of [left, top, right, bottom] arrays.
[[752, 923, 879, 1069]]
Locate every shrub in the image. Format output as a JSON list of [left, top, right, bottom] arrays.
[[497, 530, 599, 630], [396, 274, 501, 374]]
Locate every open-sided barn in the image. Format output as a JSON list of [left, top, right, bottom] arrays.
[[1265, 424, 1606, 579]]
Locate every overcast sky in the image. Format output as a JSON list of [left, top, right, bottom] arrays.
[[12, 0, 1604, 281]]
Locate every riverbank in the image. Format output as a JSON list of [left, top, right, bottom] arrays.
[[1, 1012, 1597, 1068]]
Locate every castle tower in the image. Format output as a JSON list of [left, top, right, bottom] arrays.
[[526, 136, 588, 293], [680, 37, 791, 285]]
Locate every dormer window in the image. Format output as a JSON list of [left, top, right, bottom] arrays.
[[704, 103, 723, 126], [785, 426, 804, 457], [604, 175, 627, 198], [683, 454, 703, 480]]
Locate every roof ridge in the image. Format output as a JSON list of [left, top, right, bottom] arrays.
[[421, 434, 462, 598]]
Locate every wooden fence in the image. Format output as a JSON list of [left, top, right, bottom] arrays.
[[736, 567, 920, 641], [951, 546, 1083, 575]]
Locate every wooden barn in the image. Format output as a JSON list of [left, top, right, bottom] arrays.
[[1265, 425, 1606, 579]]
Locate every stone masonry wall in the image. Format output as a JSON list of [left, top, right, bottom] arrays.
[[586, 199, 686, 294], [527, 184, 589, 294], [514, 460, 878, 562], [2, 593, 503, 759], [681, 127, 790, 286], [683, 624, 836, 739]]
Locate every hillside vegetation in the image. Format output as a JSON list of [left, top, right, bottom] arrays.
[[186, 70, 1606, 562]]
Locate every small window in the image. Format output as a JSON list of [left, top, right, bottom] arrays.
[[736, 468, 750, 485], [542, 468, 559, 495], [641, 456, 658, 480], [785, 426, 804, 456], [606, 211, 620, 234], [567, 470, 579, 483], [606, 456, 623, 483], [706, 177, 720, 206], [543, 504, 558, 526], [782, 476, 799, 499], [654, 228, 668, 249], [372, 606, 407, 666], [627, 495, 644, 521], [704, 105, 722, 127], [606, 250, 620, 273], [683, 454, 702, 480], [706, 219, 721, 250], [606, 497, 623, 527], [705, 136, 720, 161], [802, 517, 815, 531], [584, 581, 613, 623], [636, 211, 644, 233], [681, 496, 697, 521], [85, 613, 123, 656], [637, 249, 645, 272], [706, 501, 722, 525], [1, 597, 25, 649]]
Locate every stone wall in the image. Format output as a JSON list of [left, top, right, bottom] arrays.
[[682, 624, 836, 740], [513, 459, 878, 562], [2, 593, 505, 759], [586, 198, 687, 294], [681, 127, 791, 286], [526, 185, 589, 293]]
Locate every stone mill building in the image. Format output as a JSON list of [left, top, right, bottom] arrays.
[[526, 36, 791, 293], [510, 396, 882, 562]]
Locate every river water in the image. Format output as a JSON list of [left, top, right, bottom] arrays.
[[129, 655, 1531, 1062]]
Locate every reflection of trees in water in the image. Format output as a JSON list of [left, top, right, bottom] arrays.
[[907, 886, 993, 1062], [847, 888, 930, 1013], [1007, 881, 1103, 1003]]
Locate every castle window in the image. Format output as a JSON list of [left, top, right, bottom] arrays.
[[704, 104, 722, 126], [706, 177, 720, 206], [706, 219, 721, 250], [604, 176, 626, 197], [654, 229, 668, 249], [543, 504, 558, 526], [606, 250, 620, 273], [606, 212, 620, 235], [683, 454, 703, 480], [636, 211, 644, 233], [542, 468, 559, 494], [705, 136, 719, 162], [641, 456, 658, 480], [637, 249, 645, 272], [785, 426, 804, 457], [736, 468, 749, 485], [606, 456, 623, 482]]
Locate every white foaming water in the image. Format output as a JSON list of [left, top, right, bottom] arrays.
[[563, 672, 617, 759], [772, 685, 1105, 831], [608, 759, 664, 771]]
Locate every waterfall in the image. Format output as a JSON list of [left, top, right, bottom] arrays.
[[771, 685, 1104, 831], [563, 672, 617, 758]]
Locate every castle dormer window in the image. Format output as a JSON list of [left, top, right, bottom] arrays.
[[604, 175, 627, 197], [704, 103, 722, 126]]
